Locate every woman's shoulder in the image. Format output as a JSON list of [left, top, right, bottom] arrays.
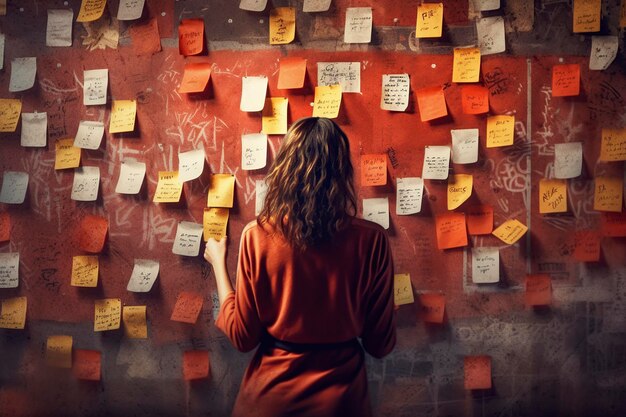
[[348, 217, 387, 236]]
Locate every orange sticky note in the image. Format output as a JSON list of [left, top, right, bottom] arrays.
[[486, 115, 515, 148], [601, 212, 626, 237], [79, 215, 108, 253], [0, 99, 22, 132], [0, 212, 9, 242], [203, 207, 229, 241], [179, 62, 212, 93], [552, 64, 580, 97], [153, 171, 183, 203], [492, 219, 527, 244], [466, 205, 493, 235], [0, 296, 27, 329], [46, 335, 73, 368], [278, 57, 307, 89], [464, 356, 492, 390], [77, 0, 106, 22], [170, 291, 203, 324], [361, 154, 387, 186], [261, 97, 288, 135], [183, 350, 210, 380], [416, 3, 443, 38], [123, 306, 148, 339], [447, 174, 473, 210], [270, 7, 296, 45], [461, 85, 489, 114], [178, 18, 204, 56], [435, 212, 468, 250], [94, 298, 121, 332], [55, 138, 81, 170], [418, 293, 445, 323], [525, 274, 551, 306], [73, 349, 101, 381], [312, 85, 342, 118], [207, 174, 236, 208], [109, 100, 137, 134], [452, 48, 481, 83], [573, 230, 601, 262], [573, 0, 601, 33], [539, 179, 567, 214], [600, 128, 626, 162], [594, 176, 623, 212], [71, 256, 99, 287], [416, 86, 447, 122]]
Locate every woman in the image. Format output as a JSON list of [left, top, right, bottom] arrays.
[[204, 117, 396, 417]]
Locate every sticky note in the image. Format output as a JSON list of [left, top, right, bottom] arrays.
[[278, 57, 307, 89], [115, 159, 146, 194], [239, 0, 267, 12], [262, 97, 288, 135], [203, 207, 229, 241], [552, 64, 580, 97], [447, 174, 473, 210], [109, 100, 137, 133], [361, 154, 387, 186], [183, 350, 210, 380], [573, 0, 601, 33], [303, 0, 331, 13], [130, 18, 162, 55], [422, 146, 450, 180], [466, 205, 493, 235], [396, 177, 424, 215], [171, 292, 203, 324], [270, 7, 296, 45], [46, 335, 72, 368], [55, 139, 81, 170], [317, 62, 360, 93], [394, 274, 414, 306], [312, 85, 342, 118], [79, 214, 108, 253], [472, 0, 499, 12], [539, 179, 567, 214], [242, 133, 268, 171], [117, 0, 145, 20], [451, 129, 479, 164], [472, 247, 499, 283], [0, 212, 9, 242], [362, 197, 389, 229], [600, 128, 626, 161], [0, 296, 27, 329], [416, 86, 447, 122], [601, 212, 626, 237], [0, 99, 22, 132], [77, 0, 106, 22], [453, 48, 481, 83], [344, 7, 372, 44], [573, 230, 601, 262], [240, 76, 268, 112], [9, 57, 36, 92], [71, 166, 100, 202], [178, 18, 204, 55], [594, 176, 623, 212], [179, 62, 212, 93], [74, 121, 104, 150], [590, 36, 618, 70], [153, 171, 183, 203], [525, 274, 551, 306], [435, 212, 467, 250], [127, 259, 159, 292], [418, 293, 445, 323], [83, 69, 108, 105], [381, 74, 410, 112], [492, 219, 527, 244], [207, 174, 235, 208], [464, 356, 492, 390], [47, 9, 73, 47], [0, 252, 18, 288], [73, 349, 101, 381], [461, 86, 489, 114], [178, 148, 205, 183], [0, 171, 29, 204], [71, 256, 99, 287], [172, 221, 203, 257], [123, 306, 147, 338], [94, 298, 121, 332], [255, 180, 268, 216], [476, 16, 506, 55], [554, 142, 583, 179], [486, 115, 515, 148], [416, 3, 443, 38]]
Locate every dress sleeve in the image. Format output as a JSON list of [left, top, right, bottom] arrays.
[[361, 230, 396, 358], [215, 229, 264, 352]]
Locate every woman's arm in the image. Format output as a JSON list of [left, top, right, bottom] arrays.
[[204, 237, 234, 305]]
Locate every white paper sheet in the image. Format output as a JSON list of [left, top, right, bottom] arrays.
[[476, 16, 506, 56], [46, 9, 73, 47], [0, 171, 28, 204], [84, 69, 108, 105], [178, 148, 205, 183], [0, 252, 19, 288], [74, 121, 105, 150], [21, 112, 47, 148], [363, 197, 389, 229], [472, 247, 500, 283], [126, 259, 159, 292], [472, 0, 500, 11], [590, 36, 618, 71], [239, 0, 267, 12], [344, 7, 372, 44], [255, 180, 268, 216], [554, 142, 583, 179], [422, 146, 451, 180], [396, 177, 424, 215], [115, 159, 146, 194], [117, 0, 145, 20], [381, 74, 409, 111], [9, 57, 37, 92], [71, 166, 100, 201], [317, 62, 361, 93], [240, 76, 268, 112], [242, 133, 268, 170], [172, 221, 203, 257], [451, 128, 479, 164], [303, 0, 331, 12]]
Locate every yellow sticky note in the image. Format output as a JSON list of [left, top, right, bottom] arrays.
[[109, 100, 137, 134], [447, 174, 473, 210], [573, 0, 601, 33], [539, 179, 567, 214], [492, 219, 528, 245], [394, 274, 414, 306], [262, 97, 288, 135], [71, 256, 99, 287], [0, 296, 27, 329], [312, 85, 342, 118], [486, 115, 515, 148], [600, 128, 626, 161], [270, 7, 296, 45], [416, 3, 443, 38], [203, 207, 229, 241], [207, 174, 235, 208], [55, 138, 81, 170], [77, 0, 107, 22], [123, 305, 147, 339], [94, 298, 121, 332], [594, 176, 623, 212], [46, 335, 72, 368], [452, 48, 481, 83], [153, 171, 183, 203], [0, 99, 22, 132]]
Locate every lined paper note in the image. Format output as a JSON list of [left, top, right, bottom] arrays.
[[422, 146, 450, 180], [172, 221, 203, 256], [554, 142, 583, 178], [461, 86, 489, 114], [109, 100, 137, 133], [525, 274, 551, 306], [492, 219, 527, 244], [207, 174, 235, 208], [241, 133, 268, 170], [240, 76, 268, 112], [303, 0, 331, 12], [203, 207, 229, 241], [46, 335, 72, 368], [464, 356, 492, 389], [476, 16, 506, 55], [447, 174, 473, 210], [573, 0, 601, 33], [416, 3, 443, 38], [552, 64, 580, 97], [452, 48, 481, 83], [183, 350, 210, 380], [416, 86, 447, 122], [55, 138, 81, 170], [361, 154, 387, 186], [47, 9, 73, 47], [127, 259, 159, 292], [239, 0, 267, 12], [381, 74, 409, 111], [123, 306, 147, 338], [255, 180, 268, 216], [74, 121, 105, 150], [171, 292, 203, 324], [270, 7, 296, 45], [73, 350, 101, 380], [94, 298, 122, 331], [344, 7, 372, 44], [317, 62, 360, 93], [418, 293, 445, 323], [77, 0, 106, 22], [277, 57, 307, 89], [0, 99, 21, 132], [179, 18, 204, 55], [394, 274, 415, 306], [71, 255, 99, 287], [363, 197, 389, 229], [590, 36, 618, 70], [261, 97, 288, 135], [451, 129, 479, 164], [178, 62, 212, 93], [472, 247, 499, 283], [0, 172, 28, 204], [115, 159, 145, 194], [600, 128, 626, 161], [21, 112, 48, 147], [396, 177, 424, 215], [153, 171, 183, 203], [79, 214, 108, 253], [117, 0, 145, 20], [435, 212, 468, 250], [312, 85, 341, 118], [84, 69, 108, 105], [594, 176, 623, 212], [0, 252, 19, 288], [486, 115, 514, 148], [71, 166, 100, 201], [0, 296, 27, 329], [539, 179, 567, 214], [178, 148, 205, 183], [467, 205, 493, 235], [9, 57, 36, 92]]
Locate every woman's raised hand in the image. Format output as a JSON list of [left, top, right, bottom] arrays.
[[204, 236, 228, 266]]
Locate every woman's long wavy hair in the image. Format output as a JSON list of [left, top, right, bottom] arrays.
[[258, 117, 357, 250]]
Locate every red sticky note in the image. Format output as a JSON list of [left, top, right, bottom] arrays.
[[525, 274, 551, 306], [573, 230, 601, 262], [183, 350, 210, 380], [418, 293, 445, 324], [416, 86, 448, 122], [0, 212, 9, 242], [278, 57, 307, 89], [130, 18, 162, 55], [361, 154, 387, 186], [435, 212, 468, 250], [464, 355, 492, 390], [79, 215, 108, 253], [461, 85, 489, 114], [179, 62, 212, 93], [552, 64, 580, 97], [466, 205, 493, 235], [178, 18, 204, 56], [170, 292, 204, 324], [73, 349, 101, 381], [601, 212, 626, 237]]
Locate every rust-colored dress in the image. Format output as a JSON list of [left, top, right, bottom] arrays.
[[215, 218, 396, 417]]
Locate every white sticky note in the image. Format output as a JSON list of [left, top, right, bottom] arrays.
[[0, 172, 28, 204], [178, 148, 205, 183], [0, 252, 19, 288], [126, 259, 159, 292], [71, 166, 100, 201], [239, 0, 267, 12], [240, 76, 268, 112], [554, 142, 583, 179], [0, 34, 5, 70], [117, 0, 146, 20], [21, 112, 47, 148], [304, 0, 331, 12], [451, 129, 479, 164], [422, 146, 451, 180], [363, 197, 389, 229], [396, 177, 424, 215], [74, 121, 105, 150], [317, 62, 361, 93], [242, 133, 268, 171], [476, 16, 506, 56], [84, 69, 108, 106], [46, 9, 73, 47], [472, 0, 500, 11], [116, 159, 146, 194], [255, 180, 268, 216], [9, 57, 37, 92], [381, 74, 409, 111], [344, 7, 372, 44], [472, 247, 499, 283], [172, 221, 203, 257], [590, 36, 618, 71]]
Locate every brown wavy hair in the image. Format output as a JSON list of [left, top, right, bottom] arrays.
[[258, 117, 357, 249]]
